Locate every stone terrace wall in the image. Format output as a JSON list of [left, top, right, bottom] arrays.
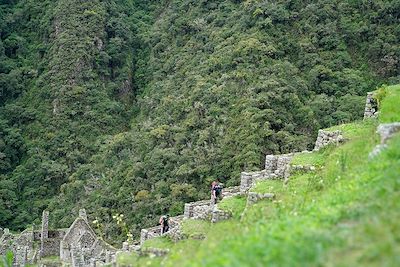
[[140, 225, 162, 246], [314, 130, 343, 151], [211, 207, 231, 223], [184, 200, 212, 220], [221, 186, 241, 198], [364, 92, 379, 119], [240, 154, 293, 193], [0, 229, 14, 255], [140, 215, 184, 246], [265, 154, 292, 179], [240, 170, 269, 193]]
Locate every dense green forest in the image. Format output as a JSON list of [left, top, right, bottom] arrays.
[[0, 0, 399, 243]]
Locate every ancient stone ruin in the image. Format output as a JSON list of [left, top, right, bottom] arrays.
[[2, 93, 383, 266], [0, 209, 116, 267], [314, 129, 343, 151], [364, 92, 379, 119]]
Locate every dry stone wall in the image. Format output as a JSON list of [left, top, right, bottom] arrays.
[[211, 207, 232, 223], [140, 215, 184, 245], [240, 170, 269, 193], [364, 92, 379, 119], [240, 154, 293, 193], [0, 210, 116, 267], [140, 226, 162, 246], [314, 130, 343, 151], [184, 200, 212, 220], [221, 186, 241, 198]]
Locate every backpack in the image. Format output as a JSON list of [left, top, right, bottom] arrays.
[[214, 185, 222, 197], [162, 216, 169, 226]]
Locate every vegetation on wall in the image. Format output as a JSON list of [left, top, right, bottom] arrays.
[[0, 0, 399, 243]]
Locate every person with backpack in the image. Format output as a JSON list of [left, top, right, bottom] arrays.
[[211, 180, 223, 204], [159, 214, 170, 234]]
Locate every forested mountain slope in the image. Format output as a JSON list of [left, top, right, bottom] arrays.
[[0, 0, 399, 243]]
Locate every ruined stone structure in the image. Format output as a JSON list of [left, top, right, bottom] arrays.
[[364, 92, 379, 119], [60, 210, 116, 266], [183, 200, 213, 220], [221, 186, 241, 198], [140, 215, 184, 246], [240, 170, 269, 193], [211, 207, 232, 223], [3, 92, 380, 266], [314, 130, 344, 151], [0, 209, 116, 267], [240, 154, 294, 193]]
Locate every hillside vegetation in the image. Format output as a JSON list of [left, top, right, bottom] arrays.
[[117, 85, 400, 266], [0, 0, 399, 244]]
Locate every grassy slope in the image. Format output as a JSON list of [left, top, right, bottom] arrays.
[[117, 84, 400, 266]]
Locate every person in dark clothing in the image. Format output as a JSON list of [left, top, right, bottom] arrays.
[[211, 180, 223, 204], [159, 214, 170, 234]]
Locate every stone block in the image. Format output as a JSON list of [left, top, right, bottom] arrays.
[[377, 122, 400, 144], [247, 192, 275, 205], [211, 207, 232, 223], [183, 200, 212, 220], [314, 130, 343, 151], [364, 92, 379, 119]]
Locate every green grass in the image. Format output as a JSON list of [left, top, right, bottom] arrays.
[[142, 236, 172, 249], [117, 252, 163, 267], [218, 196, 247, 219], [291, 148, 330, 166], [181, 219, 211, 238], [251, 179, 284, 194], [379, 84, 400, 123], [117, 84, 400, 266], [325, 120, 377, 139]]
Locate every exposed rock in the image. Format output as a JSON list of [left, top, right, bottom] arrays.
[[141, 247, 169, 257], [369, 144, 388, 159], [140, 226, 162, 246], [14, 246, 28, 267], [247, 192, 275, 205], [377, 122, 400, 144], [291, 165, 316, 172], [369, 122, 400, 158]]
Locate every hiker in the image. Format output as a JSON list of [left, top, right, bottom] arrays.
[[159, 214, 170, 234], [211, 180, 223, 204]]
